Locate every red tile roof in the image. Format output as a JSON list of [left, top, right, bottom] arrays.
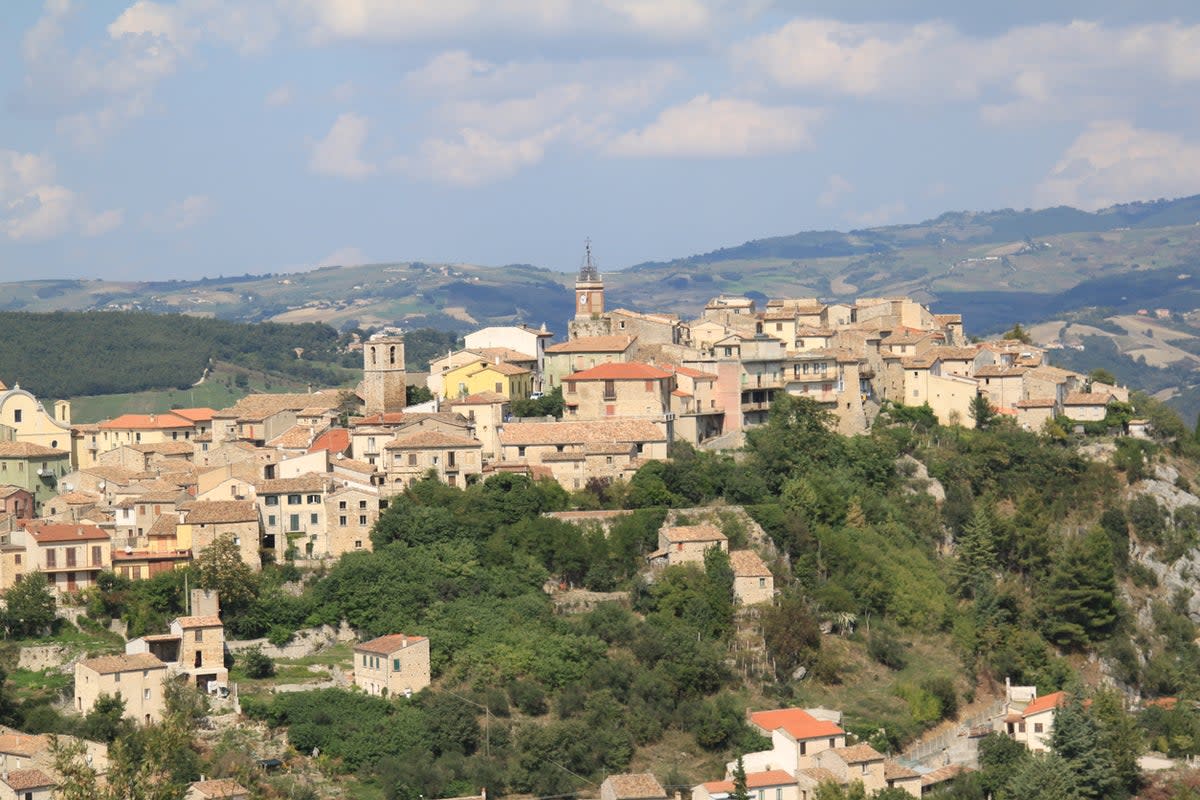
[[78, 652, 165, 674], [169, 408, 217, 423], [1023, 690, 1067, 717], [749, 707, 844, 739], [2, 768, 54, 791], [356, 633, 427, 654], [100, 413, 194, 430], [384, 430, 481, 449], [0, 442, 69, 458], [23, 523, 109, 543], [309, 427, 351, 455], [703, 770, 795, 793], [665, 364, 718, 380], [545, 335, 637, 354], [564, 362, 674, 381]]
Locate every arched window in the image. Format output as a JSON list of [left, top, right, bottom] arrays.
[[389, 346, 396, 365], [370, 347, 377, 365]]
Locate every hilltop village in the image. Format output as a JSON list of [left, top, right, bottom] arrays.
[[0, 253, 1157, 799]]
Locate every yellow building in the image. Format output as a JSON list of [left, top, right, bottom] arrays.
[[0, 382, 72, 454], [441, 360, 533, 401]]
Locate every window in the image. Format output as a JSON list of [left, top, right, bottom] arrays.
[[339, 500, 347, 510], [603, 380, 616, 400], [310, 513, 319, 524], [12, 409, 20, 423], [393, 658, 401, 671], [195, 629, 204, 642], [495, 382, 503, 393], [1034, 723, 1044, 733], [306, 494, 320, 504], [46, 550, 56, 568], [358, 500, 367, 510], [268, 515, 276, 526], [759, 577, 766, 588], [354, 540, 362, 549], [144, 688, 151, 700], [287, 494, 301, 505], [114, 672, 121, 683], [517, 446, 526, 457], [265, 496, 279, 506], [135, 432, 141, 443], [66, 548, 77, 567], [799, 742, 806, 755], [566, 381, 576, 394], [339, 515, 347, 526], [605, 404, 615, 416], [13, 554, 20, 565], [644, 380, 653, 392], [606, 456, 613, 465], [1018, 722, 1026, 733], [408, 453, 417, 466], [359, 515, 367, 526], [91, 545, 102, 566]]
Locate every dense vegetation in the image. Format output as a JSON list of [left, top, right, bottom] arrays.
[[17, 391, 1200, 798]]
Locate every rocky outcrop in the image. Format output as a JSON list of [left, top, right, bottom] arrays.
[[897, 454, 945, 503]]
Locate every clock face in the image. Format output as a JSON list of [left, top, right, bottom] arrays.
[[579, 293, 588, 305]]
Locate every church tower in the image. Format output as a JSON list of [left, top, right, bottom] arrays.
[[574, 239, 605, 319], [362, 330, 406, 414]]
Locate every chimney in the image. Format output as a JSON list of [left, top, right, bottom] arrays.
[[401, 635, 408, 647]]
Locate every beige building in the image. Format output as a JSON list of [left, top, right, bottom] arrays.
[[0, 383, 72, 454], [497, 419, 668, 489], [0, 768, 55, 800], [74, 653, 168, 724], [179, 500, 262, 570], [362, 330, 407, 415], [8, 522, 111, 594], [730, 550, 774, 606], [543, 336, 638, 390], [447, 393, 508, 460], [127, 611, 227, 692], [382, 430, 483, 490], [648, 524, 728, 567], [323, 485, 381, 557], [353, 634, 431, 697], [1002, 689, 1065, 753], [255, 473, 332, 562], [694, 769, 799, 800], [1062, 392, 1113, 423]]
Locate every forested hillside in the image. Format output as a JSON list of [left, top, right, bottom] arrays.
[[29, 392, 1200, 799]]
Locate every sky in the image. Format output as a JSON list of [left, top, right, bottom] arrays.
[[4, 1, 1200, 283]]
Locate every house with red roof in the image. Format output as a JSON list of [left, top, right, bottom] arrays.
[[739, 707, 847, 774], [353, 633, 430, 697], [561, 362, 675, 436], [1003, 690, 1067, 753], [7, 521, 111, 594]]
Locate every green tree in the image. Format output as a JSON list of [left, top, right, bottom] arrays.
[[953, 505, 997, 598], [80, 693, 134, 743], [1040, 531, 1118, 649], [762, 591, 821, 679], [730, 756, 750, 800], [240, 646, 275, 679], [968, 394, 996, 430], [1005, 752, 1081, 800], [1089, 368, 1116, 385], [1004, 323, 1033, 344], [194, 534, 258, 614], [1050, 693, 1119, 800], [2, 572, 56, 638], [1089, 687, 1141, 796]]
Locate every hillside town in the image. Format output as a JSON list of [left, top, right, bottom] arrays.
[[0, 251, 1157, 799]]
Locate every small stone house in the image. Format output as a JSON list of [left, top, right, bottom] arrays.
[[353, 634, 431, 698], [600, 773, 668, 800], [186, 779, 249, 800], [730, 550, 774, 606], [74, 653, 168, 724], [0, 768, 55, 800], [648, 524, 728, 567]]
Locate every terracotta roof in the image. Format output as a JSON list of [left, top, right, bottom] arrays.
[[1023, 690, 1067, 717], [356, 633, 427, 654], [266, 424, 319, 449], [23, 523, 109, 543], [384, 430, 481, 449], [1063, 392, 1112, 406], [309, 427, 351, 455], [935, 313, 963, 324], [932, 346, 980, 360], [0, 485, 28, 499], [470, 346, 537, 363], [564, 362, 673, 381], [182, 500, 258, 524], [332, 457, 377, 474], [464, 361, 529, 377], [146, 514, 177, 539], [0, 733, 48, 758], [169, 407, 216, 423], [80, 465, 137, 483], [188, 779, 248, 798], [0, 442, 68, 458], [835, 743, 884, 763], [884, 761, 920, 780], [2, 768, 54, 791], [974, 365, 1027, 377], [54, 491, 100, 505], [799, 767, 840, 785], [703, 769, 794, 793], [663, 524, 726, 543], [602, 773, 667, 800], [901, 354, 938, 369], [99, 413, 194, 430], [131, 441, 195, 455], [749, 707, 844, 739], [448, 391, 510, 405], [353, 411, 468, 428], [501, 419, 665, 446], [78, 652, 165, 674], [297, 406, 336, 418], [881, 329, 938, 345], [665, 364, 717, 380], [255, 473, 330, 495], [1015, 398, 1056, 409], [795, 326, 834, 336], [921, 765, 968, 787], [175, 615, 222, 628], [729, 549, 771, 577], [545, 335, 637, 354]]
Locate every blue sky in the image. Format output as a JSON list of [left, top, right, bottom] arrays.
[[4, 1, 1200, 282]]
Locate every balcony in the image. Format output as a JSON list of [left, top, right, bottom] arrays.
[[742, 375, 785, 389], [740, 400, 772, 413]]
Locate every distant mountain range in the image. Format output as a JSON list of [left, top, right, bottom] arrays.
[[5, 194, 1200, 337]]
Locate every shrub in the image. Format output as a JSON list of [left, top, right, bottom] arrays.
[[868, 626, 908, 671], [241, 646, 275, 679]]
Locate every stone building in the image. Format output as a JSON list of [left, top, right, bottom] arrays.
[[353, 634, 431, 697], [362, 330, 407, 415]]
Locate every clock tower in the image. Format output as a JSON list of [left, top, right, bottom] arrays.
[[574, 239, 605, 319]]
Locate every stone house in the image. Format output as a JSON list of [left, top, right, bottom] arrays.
[[178, 500, 262, 570], [1061, 392, 1113, 423], [1014, 398, 1057, 431], [447, 393, 509, 460], [74, 653, 168, 724], [0, 768, 55, 800], [382, 430, 484, 490], [8, 522, 111, 593], [323, 485, 382, 557], [730, 550, 774, 606], [543, 336, 638, 390], [664, 365, 724, 445], [648, 524, 728, 567], [497, 419, 668, 488], [254, 473, 332, 562], [561, 362, 674, 429], [0, 487, 32, 520], [186, 780, 250, 800], [353, 634, 431, 697]]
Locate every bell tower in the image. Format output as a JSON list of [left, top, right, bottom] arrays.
[[574, 239, 605, 319], [363, 329, 407, 414]]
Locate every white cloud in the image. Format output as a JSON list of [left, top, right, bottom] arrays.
[[147, 194, 215, 231], [607, 95, 824, 158], [397, 128, 560, 187], [309, 113, 376, 179], [109, 0, 281, 55], [315, 245, 368, 268], [265, 85, 294, 108], [818, 174, 853, 208], [846, 201, 906, 228], [1035, 121, 1200, 210], [735, 18, 1200, 124], [0, 148, 122, 241]]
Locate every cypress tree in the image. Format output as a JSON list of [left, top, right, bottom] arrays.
[[953, 505, 997, 598], [1050, 693, 1119, 800]]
